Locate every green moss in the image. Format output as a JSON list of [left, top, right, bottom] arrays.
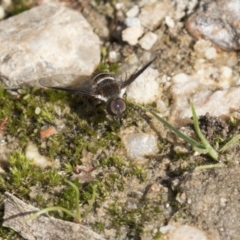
[[93, 221, 105, 232], [107, 201, 162, 237], [0, 84, 167, 238], [0, 150, 101, 223], [0, 151, 64, 196], [0, 227, 19, 240], [153, 231, 162, 239], [97, 45, 119, 73], [7, 0, 29, 16]]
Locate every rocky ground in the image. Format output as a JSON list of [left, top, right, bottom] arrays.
[[0, 0, 240, 239]]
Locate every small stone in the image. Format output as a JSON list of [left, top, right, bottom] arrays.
[[0, 6, 5, 20], [139, 2, 171, 29], [123, 133, 158, 162], [1, 0, 12, 9], [220, 66, 232, 80], [165, 16, 175, 28], [176, 192, 186, 204], [124, 17, 141, 27], [122, 26, 144, 45], [168, 225, 208, 240], [108, 51, 118, 62], [220, 197, 227, 207], [160, 224, 176, 234], [139, 31, 158, 50], [126, 5, 139, 17], [25, 142, 51, 168], [205, 47, 217, 60], [35, 107, 41, 115], [194, 39, 218, 59], [115, 2, 124, 10], [156, 100, 168, 114], [40, 126, 57, 139]]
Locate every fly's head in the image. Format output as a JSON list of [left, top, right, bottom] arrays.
[[106, 97, 126, 117]]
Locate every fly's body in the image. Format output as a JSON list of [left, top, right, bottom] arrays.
[[91, 72, 125, 102], [39, 57, 156, 119]]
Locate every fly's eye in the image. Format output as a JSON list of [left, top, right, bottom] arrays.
[[106, 98, 126, 116]]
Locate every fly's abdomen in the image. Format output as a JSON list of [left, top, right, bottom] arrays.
[[93, 72, 115, 85]]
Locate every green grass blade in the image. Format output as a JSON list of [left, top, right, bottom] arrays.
[[65, 180, 81, 221], [195, 163, 225, 170], [219, 134, 240, 153], [190, 102, 218, 161], [26, 206, 77, 222], [84, 185, 97, 217], [146, 108, 205, 149]]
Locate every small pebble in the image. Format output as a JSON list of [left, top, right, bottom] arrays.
[[160, 224, 176, 234], [123, 133, 158, 162], [220, 66, 232, 80], [126, 5, 139, 17], [165, 16, 175, 28], [25, 142, 51, 168], [0, 6, 5, 20], [220, 197, 227, 207], [164, 225, 208, 240], [139, 2, 170, 29], [1, 0, 12, 9], [40, 126, 57, 139], [156, 100, 168, 114], [193, 39, 218, 59], [139, 31, 158, 50], [108, 51, 118, 62], [122, 26, 144, 45], [35, 107, 41, 115], [115, 2, 124, 10], [124, 17, 141, 27]]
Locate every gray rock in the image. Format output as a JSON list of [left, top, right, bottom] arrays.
[[0, 4, 100, 88], [3, 192, 106, 240], [186, 0, 240, 51]]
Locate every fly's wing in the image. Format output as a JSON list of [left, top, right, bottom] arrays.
[[120, 57, 157, 89], [39, 74, 97, 96]]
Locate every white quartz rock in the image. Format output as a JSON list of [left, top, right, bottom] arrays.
[[139, 31, 158, 50], [126, 5, 139, 17], [161, 225, 208, 240], [124, 17, 141, 27], [170, 73, 240, 126], [123, 133, 158, 162], [122, 26, 144, 45], [25, 142, 52, 169]]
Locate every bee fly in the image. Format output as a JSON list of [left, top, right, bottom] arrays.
[[39, 57, 156, 121]]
